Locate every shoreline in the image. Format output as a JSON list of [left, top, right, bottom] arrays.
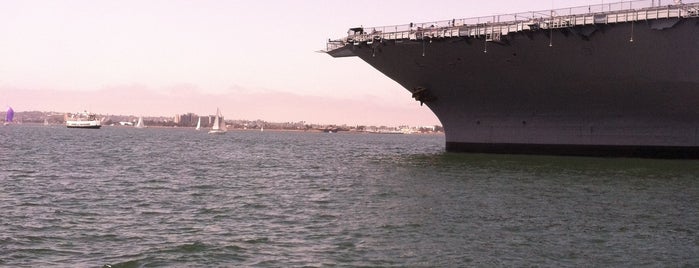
[[10, 122, 444, 135]]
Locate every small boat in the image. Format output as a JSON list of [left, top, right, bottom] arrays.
[[208, 108, 227, 134], [4, 107, 13, 126], [135, 116, 145, 128], [195, 117, 201, 130], [66, 110, 101, 129]]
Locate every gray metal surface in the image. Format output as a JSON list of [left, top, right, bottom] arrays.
[[327, 2, 699, 157]]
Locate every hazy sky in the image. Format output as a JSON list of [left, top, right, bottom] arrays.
[[1, 0, 602, 126]]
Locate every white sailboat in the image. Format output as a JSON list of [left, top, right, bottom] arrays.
[[135, 116, 145, 128], [195, 117, 201, 130], [208, 108, 227, 134]]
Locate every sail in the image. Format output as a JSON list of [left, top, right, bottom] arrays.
[[218, 114, 228, 131], [196, 117, 201, 130], [208, 108, 227, 134], [5, 107, 14, 122], [211, 114, 220, 130], [135, 116, 145, 128], [220, 116, 227, 131]]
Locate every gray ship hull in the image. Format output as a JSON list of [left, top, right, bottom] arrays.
[[329, 7, 699, 158]]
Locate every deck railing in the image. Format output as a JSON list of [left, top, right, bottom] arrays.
[[327, 0, 699, 51]]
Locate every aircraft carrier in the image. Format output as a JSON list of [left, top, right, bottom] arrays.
[[326, 0, 699, 158]]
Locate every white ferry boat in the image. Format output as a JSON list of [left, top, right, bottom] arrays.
[[66, 111, 101, 129]]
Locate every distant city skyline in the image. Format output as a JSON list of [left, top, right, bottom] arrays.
[[7, 111, 445, 134], [1, 86, 441, 126], [1, 0, 601, 126]]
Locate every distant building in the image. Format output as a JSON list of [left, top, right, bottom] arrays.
[[421, 126, 436, 131], [174, 113, 198, 127]]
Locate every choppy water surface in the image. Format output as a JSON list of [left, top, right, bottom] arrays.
[[1, 125, 698, 267]]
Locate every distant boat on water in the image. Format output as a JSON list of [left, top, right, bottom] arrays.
[[66, 110, 101, 129], [4, 107, 13, 126], [135, 116, 145, 128], [208, 108, 227, 134], [195, 117, 201, 131]]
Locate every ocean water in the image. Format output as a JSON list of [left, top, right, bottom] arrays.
[[1, 124, 698, 267]]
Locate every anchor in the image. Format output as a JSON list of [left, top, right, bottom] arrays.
[[410, 87, 436, 106]]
